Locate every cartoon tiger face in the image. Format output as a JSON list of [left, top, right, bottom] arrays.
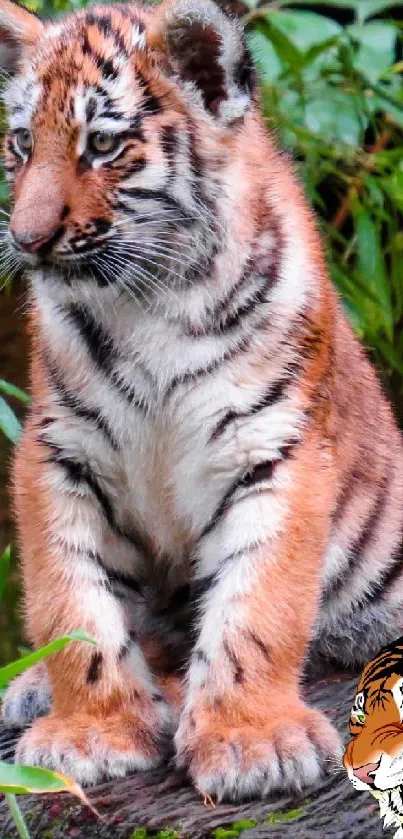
[[344, 637, 403, 793], [1, 0, 254, 298]]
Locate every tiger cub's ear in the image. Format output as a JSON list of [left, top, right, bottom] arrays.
[[148, 0, 255, 126], [0, 0, 43, 75]]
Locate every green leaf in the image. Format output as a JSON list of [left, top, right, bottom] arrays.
[[0, 545, 11, 601], [264, 10, 342, 52], [355, 0, 403, 23], [246, 29, 282, 83], [0, 761, 100, 818], [304, 89, 367, 146], [0, 631, 97, 688], [347, 23, 397, 83], [352, 199, 393, 339], [0, 761, 82, 794], [0, 395, 21, 444], [252, 19, 303, 74], [0, 380, 30, 404], [377, 340, 403, 376]]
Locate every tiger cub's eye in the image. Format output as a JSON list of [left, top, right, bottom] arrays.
[[88, 132, 119, 156], [14, 129, 33, 156]]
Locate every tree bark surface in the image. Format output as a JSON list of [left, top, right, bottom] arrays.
[[0, 674, 387, 838]]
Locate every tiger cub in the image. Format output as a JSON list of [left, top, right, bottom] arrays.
[[344, 637, 403, 838], [1, 0, 403, 802]]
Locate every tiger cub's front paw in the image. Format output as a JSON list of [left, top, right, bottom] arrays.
[[16, 703, 174, 785], [2, 663, 51, 729], [176, 702, 341, 802]]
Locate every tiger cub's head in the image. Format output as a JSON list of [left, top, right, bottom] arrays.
[[344, 637, 403, 792], [0, 0, 255, 299]]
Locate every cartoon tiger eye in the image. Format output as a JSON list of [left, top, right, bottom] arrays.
[[88, 132, 119, 156], [356, 692, 365, 710], [14, 128, 33, 156]]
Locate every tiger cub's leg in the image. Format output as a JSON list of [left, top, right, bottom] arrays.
[[11, 427, 173, 785], [176, 433, 341, 801]]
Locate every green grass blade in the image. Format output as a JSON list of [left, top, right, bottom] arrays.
[[0, 380, 30, 405], [0, 631, 97, 688], [0, 545, 11, 601], [0, 395, 21, 444]]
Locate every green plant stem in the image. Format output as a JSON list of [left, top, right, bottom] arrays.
[[5, 794, 30, 839]]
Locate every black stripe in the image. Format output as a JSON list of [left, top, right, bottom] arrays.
[[119, 118, 144, 143], [194, 649, 209, 666], [100, 58, 118, 81], [87, 652, 103, 684], [67, 304, 115, 371], [161, 125, 178, 179], [100, 108, 123, 121], [43, 444, 152, 564], [188, 209, 283, 338], [85, 13, 128, 57], [164, 333, 252, 402], [190, 574, 217, 605], [367, 533, 403, 602], [43, 356, 119, 451], [363, 635, 403, 683], [66, 304, 147, 411], [43, 442, 116, 529], [247, 631, 272, 666], [199, 456, 293, 541], [102, 566, 144, 597], [135, 71, 162, 115], [181, 241, 221, 292], [364, 660, 403, 690], [118, 642, 131, 660], [81, 40, 118, 82], [210, 369, 299, 441], [118, 187, 194, 225], [332, 466, 361, 526], [187, 119, 206, 204], [325, 469, 391, 599], [118, 157, 147, 176], [211, 272, 275, 336], [362, 651, 403, 688], [165, 232, 285, 399], [85, 96, 97, 123], [223, 641, 244, 684]]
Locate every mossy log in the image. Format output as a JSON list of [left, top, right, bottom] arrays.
[[0, 674, 386, 839]]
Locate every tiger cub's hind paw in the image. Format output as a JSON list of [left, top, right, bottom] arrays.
[[2, 663, 51, 729]]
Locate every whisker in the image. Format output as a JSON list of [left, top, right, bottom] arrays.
[[109, 242, 192, 272]]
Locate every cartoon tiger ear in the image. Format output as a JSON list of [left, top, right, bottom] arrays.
[[148, 0, 255, 125], [0, 0, 43, 75]]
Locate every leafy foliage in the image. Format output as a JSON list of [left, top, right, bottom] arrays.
[[243, 0, 403, 417]]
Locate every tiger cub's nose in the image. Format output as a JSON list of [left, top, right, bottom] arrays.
[[353, 761, 379, 786], [11, 230, 58, 255]]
